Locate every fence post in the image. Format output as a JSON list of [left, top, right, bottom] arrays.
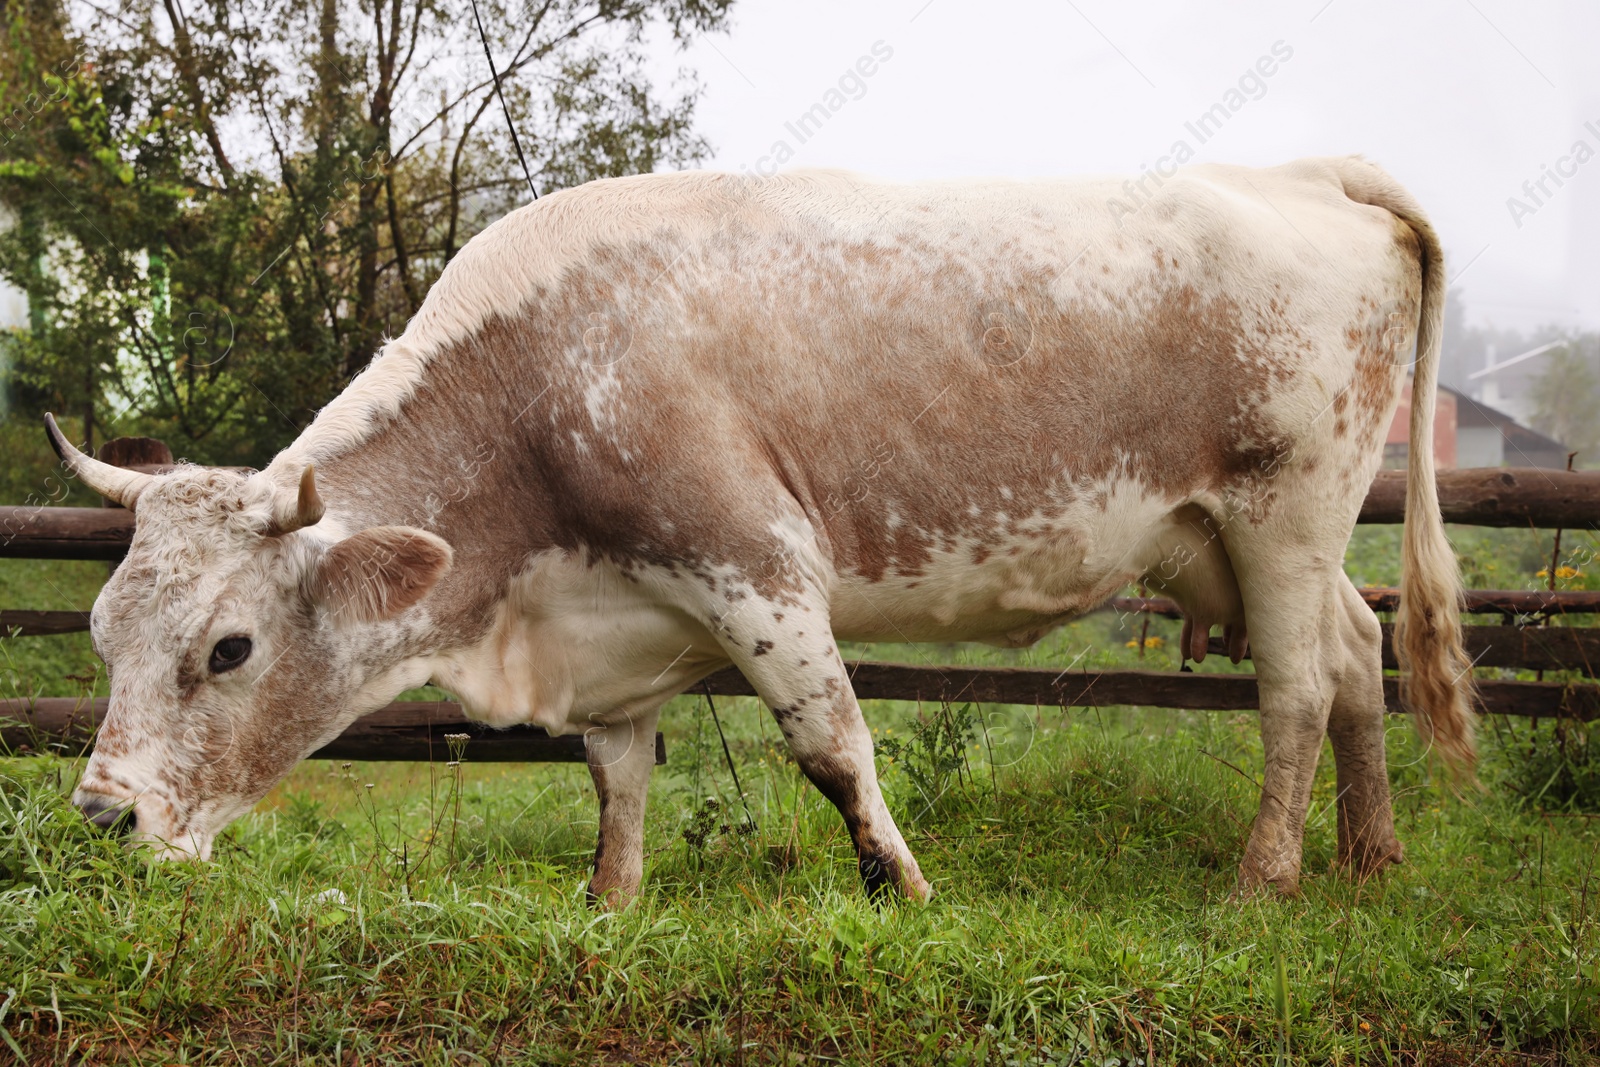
[[92, 438, 173, 508], [92, 437, 172, 574]]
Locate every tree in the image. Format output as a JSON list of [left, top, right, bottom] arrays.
[[0, 0, 732, 465], [1528, 338, 1600, 464]]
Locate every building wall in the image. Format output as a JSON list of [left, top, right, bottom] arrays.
[[1456, 425, 1504, 468], [1384, 381, 1458, 467], [0, 278, 22, 419], [0, 279, 26, 329]]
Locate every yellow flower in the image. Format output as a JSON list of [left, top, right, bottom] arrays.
[[1540, 565, 1584, 581]]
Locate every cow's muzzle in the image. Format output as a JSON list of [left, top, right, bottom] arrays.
[[76, 793, 137, 835]]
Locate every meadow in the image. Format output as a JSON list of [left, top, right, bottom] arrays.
[[1, 524, 1598, 1065]]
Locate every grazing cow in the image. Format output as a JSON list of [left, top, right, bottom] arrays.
[[56, 155, 1473, 903]]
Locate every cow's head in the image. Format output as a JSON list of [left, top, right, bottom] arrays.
[[47, 416, 452, 859]]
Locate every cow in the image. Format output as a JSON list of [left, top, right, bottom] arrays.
[[53, 155, 1474, 904]]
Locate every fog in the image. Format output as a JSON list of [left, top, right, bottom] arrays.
[[656, 0, 1600, 334]]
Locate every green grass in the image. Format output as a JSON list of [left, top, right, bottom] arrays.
[[0, 558, 108, 700], [1, 693, 1598, 1065], [1, 522, 1598, 1062]]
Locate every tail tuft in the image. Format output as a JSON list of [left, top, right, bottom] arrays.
[[1336, 157, 1476, 776]]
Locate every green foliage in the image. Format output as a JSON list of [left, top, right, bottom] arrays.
[[0, 0, 734, 468], [877, 700, 981, 821], [1495, 717, 1600, 813], [1529, 342, 1600, 460]]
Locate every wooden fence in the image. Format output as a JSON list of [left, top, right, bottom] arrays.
[[3, 451, 1599, 761]]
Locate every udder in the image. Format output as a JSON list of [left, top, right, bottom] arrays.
[[1138, 503, 1249, 663]]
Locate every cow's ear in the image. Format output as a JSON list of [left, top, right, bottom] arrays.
[[312, 526, 452, 624]]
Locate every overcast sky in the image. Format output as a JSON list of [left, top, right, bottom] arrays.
[[650, 0, 1600, 336]]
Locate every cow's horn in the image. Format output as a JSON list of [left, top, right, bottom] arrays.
[[266, 464, 325, 535], [44, 412, 154, 512]]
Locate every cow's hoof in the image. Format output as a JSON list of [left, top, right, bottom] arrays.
[[585, 881, 638, 910], [900, 871, 933, 903], [860, 853, 932, 903], [1230, 868, 1300, 902], [1337, 838, 1405, 881]]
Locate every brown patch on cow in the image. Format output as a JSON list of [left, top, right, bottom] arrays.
[[752, 640, 773, 656], [771, 697, 807, 721], [793, 745, 909, 898]]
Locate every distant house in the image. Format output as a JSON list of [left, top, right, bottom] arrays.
[[1383, 381, 1571, 470], [0, 277, 23, 418]]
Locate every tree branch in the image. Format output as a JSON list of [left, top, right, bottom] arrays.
[[383, 169, 418, 314], [160, 0, 234, 187]]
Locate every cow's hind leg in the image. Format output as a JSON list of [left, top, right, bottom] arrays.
[[584, 706, 661, 907], [707, 595, 930, 901], [1219, 544, 1345, 896], [1328, 576, 1403, 877]]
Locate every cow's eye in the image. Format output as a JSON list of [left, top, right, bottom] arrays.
[[209, 636, 253, 674]]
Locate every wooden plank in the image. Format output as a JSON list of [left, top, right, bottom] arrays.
[[27, 593, 1583, 633], [0, 610, 93, 636], [3, 467, 1597, 563], [699, 661, 1600, 720], [9, 599, 1599, 673], [1360, 468, 1600, 527], [0, 507, 136, 561], [1184, 623, 1600, 675], [1394, 624, 1600, 675], [0, 698, 667, 764], [1357, 587, 1600, 616], [1110, 588, 1600, 619], [6, 667, 1598, 766]]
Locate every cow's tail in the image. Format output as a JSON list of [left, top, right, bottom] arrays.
[[1336, 156, 1476, 775]]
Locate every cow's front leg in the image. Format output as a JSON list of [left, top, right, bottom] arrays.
[[584, 706, 660, 907], [711, 598, 930, 901]]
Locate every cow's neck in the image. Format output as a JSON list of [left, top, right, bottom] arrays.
[[270, 320, 564, 650]]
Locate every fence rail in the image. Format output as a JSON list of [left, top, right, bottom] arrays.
[[3, 456, 1599, 761], [1, 698, 667, 764], [9, 596, 1599, 672], [1111, 587, 1600, 618], [4, 468, 1599, 563], [5, 659, 1596, 761], [702, 661, 1600, 720]]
